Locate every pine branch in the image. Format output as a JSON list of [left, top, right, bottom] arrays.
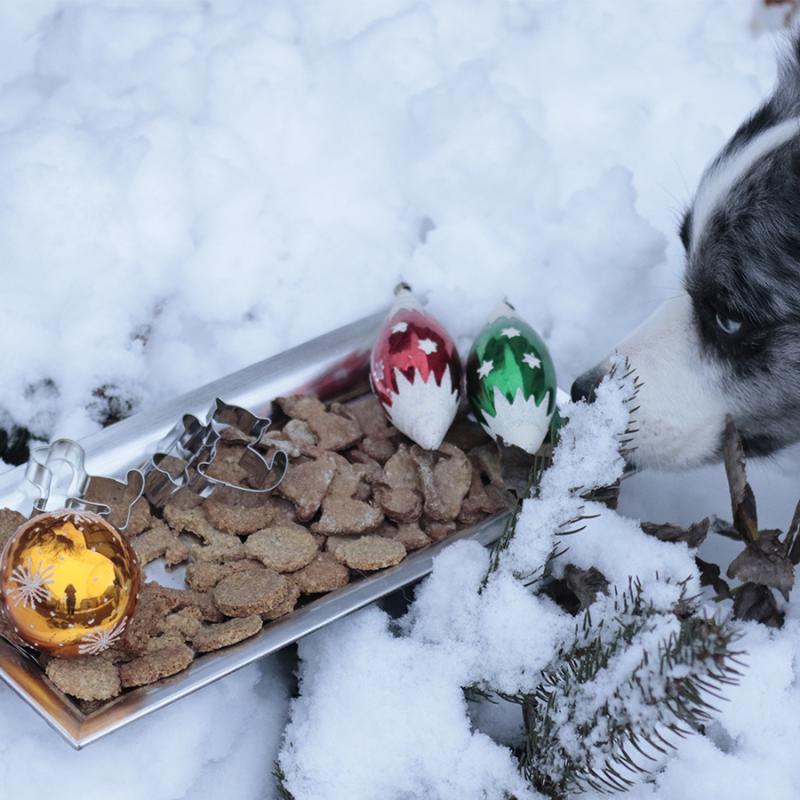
[[483, 359, 641, 588], [490, 581, 742, 797], [273, 762, 297, 800]]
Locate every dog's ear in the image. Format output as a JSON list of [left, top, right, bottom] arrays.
[[772, 34, 800, 113], [723, 37, 800, 156]]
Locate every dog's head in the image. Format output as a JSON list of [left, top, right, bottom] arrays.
[[573, 38, 800, 470]]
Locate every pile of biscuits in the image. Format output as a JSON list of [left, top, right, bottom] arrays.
[[0, 394, 507, 708]]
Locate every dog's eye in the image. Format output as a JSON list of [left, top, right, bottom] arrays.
[[715, 313, 742, 336]]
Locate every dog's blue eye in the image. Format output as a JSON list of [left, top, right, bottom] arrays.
[[715, 313, 742, 335]]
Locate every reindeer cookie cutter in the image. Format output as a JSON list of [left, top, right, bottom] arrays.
[[144, 398, 288, 506], [24, 439, 145, 531]]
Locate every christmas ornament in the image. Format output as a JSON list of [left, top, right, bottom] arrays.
[[1, 509, 140, 657], [466, 300, 557, 454], [370, 284, 462, 450]]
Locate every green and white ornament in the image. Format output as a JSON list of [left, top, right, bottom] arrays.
[[466, 301, 557, 454]]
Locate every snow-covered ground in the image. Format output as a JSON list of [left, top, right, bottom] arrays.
[[2, 1, 800, 798]]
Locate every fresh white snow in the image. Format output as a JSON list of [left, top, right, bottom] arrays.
[[2, 1, 800, 798]]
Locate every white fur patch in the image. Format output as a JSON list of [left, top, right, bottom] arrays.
[[603, 294, 729, 469], [692, 116, 800, 252]]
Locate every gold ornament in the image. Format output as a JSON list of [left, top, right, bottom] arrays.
[[0, 509, 140, 657]]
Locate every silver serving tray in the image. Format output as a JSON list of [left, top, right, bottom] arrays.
[[0, 310, 508, 748]]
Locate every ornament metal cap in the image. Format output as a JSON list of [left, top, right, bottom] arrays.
[[390, 281, 423, 313], [485, 299, 517, 324]]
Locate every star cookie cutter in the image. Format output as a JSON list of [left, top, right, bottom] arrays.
[[25, 439, 145, 531], [145, 398, 288, 506]]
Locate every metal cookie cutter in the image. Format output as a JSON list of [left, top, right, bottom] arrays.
[[145, 398, 288, 506], [24, 439, 145, 531]]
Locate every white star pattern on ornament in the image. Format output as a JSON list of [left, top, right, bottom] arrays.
[[8, 558, 55, 608], [78, 618, 128, 656], [477, 359, 494, 379], [522, 352, 542, 370], [391, 321, 408, 334], [418, 338, 438, 355], [374, 359, 385, 381], [501, 327, 521, 339], [56, 510, 95, 526]]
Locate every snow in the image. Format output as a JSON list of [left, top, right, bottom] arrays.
[[1, 1, 800, 798]]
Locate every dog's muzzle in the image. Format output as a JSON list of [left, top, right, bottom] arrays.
[[570, 364, 607, 405], [569, 294, 729, 470]]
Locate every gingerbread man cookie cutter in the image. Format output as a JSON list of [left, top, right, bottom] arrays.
[[24, 439, 145, 531]]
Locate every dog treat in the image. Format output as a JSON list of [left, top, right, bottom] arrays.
[[374, 486, 423, 523], [325, 535, 350, 560], [146, 633, 187, 653], [155, 586, 226, 623], [193, 615, 263, 653], [119, 643, 195, 689], [282, 419, 319, 455], [382, 522, 431, 552], [82, 479, 152, 537], [0, 508, 26, 548], [262, 580, 301, 620], [244, 524, 319, 572], [260, 432, 302, 459], [46, 656, 121, 702], [383, 446, 420, 491], [120, 583, 176, 655], [469, 444, 505, 489], [423, 518, 457, 542], [158, 607, 203, 640], [347, 450, 385, 484], [335, 535, 407, 571], [165, 505, 245, 562], [311, 495, 384, 535], [291, 553, 350, 594], [277, 454, 337, 520], [212, 569, 292, 617], [333, 395, 394, 439], [459, 472, 507, 524], [276, 395, 362, 451], [411, 443, 472, 522], [203, 495, 293, 535], [327, 455, 370, 499], [185, 559, 264, 592], [202, 444, 252, 486], [360, 435, 397, 464], [131, 520, 189, 566]]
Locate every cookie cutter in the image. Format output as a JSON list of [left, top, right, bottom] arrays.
[[24, 439, 145, 531], [145, 397, 288, 506]]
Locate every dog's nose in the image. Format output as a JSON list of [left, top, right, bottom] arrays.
[[570, 366, 607, 404]]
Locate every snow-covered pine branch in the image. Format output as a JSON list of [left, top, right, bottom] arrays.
[[496, 579, 743, 796], [486, 357, 640, 586]]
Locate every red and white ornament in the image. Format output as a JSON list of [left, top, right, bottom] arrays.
[[370, 284, 462, 450]]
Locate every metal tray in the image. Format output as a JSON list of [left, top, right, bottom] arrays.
[[0, 310, 508, 748]]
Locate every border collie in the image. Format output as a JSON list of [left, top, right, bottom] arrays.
[[571, 36, 800, 470]]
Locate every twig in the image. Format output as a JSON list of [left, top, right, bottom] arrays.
[[722, 416, 759, 544]]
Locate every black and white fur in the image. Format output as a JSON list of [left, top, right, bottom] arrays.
[[572, 36, 800, 470]]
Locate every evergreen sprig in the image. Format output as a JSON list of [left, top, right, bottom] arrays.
[[273, 762, 297, 800], [484, 358, 641, 586], [495, 581, 743, 797]]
